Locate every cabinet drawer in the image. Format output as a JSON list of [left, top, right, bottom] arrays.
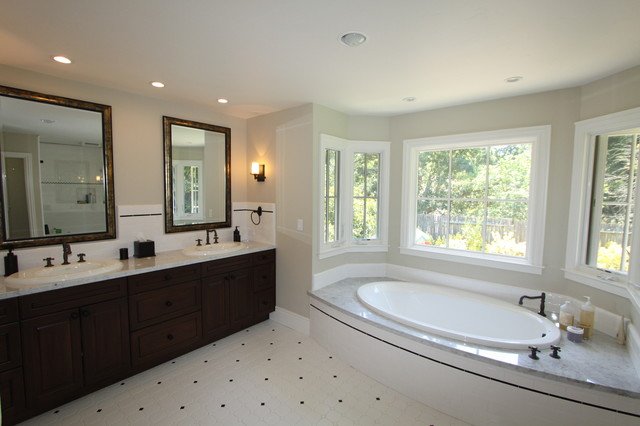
[[201, 255, 250, 278], [128, 264, 200, 294], [254, 288, 275, 318], [20, 278, 127, 319], [131, 312, 201, 367], [253, 263, 275, 292], [129, 280, 201, 330], [0, 299, 18, 325], [0, 323, 21, 373], [251, 249, 275, 266]]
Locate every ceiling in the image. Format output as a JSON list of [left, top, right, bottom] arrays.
[[1, 0, 639, 119]]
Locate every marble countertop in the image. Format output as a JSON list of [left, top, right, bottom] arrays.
[[309, 277, 640, 399], [0, 241, 275, 300]]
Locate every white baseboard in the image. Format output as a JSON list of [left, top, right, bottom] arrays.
[[312, 263, 387, 290], [270, 306, 310, 335]]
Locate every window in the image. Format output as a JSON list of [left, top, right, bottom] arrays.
[[319, 135, 390, 258], [173, 160, 204, 221], [566, 107, 640, 296], [401, 126, 550, 274]]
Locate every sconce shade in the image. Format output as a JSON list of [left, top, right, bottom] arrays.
[[251, 162, 266, 182]]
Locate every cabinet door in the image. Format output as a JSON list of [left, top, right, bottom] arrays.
[[22, 309, 83, 409], [81, 298, 130, 387], [228, 268, 253, 331], [0, 367, 26, 423], [202, 274, 229, 341]]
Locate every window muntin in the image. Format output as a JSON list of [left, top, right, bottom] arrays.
[[323, 148, 340, 244], [415, 143, 532, 259], [352, 152, 380, 240], [586, 131, 638, 273]]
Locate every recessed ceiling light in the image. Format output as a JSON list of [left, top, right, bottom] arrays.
[[217, 98, 228, 104], [505, 76, 523, 83], [339, 32, 367, 47], [53, 56, 72, 64], [402, 97, 417, 102], [150, 81, 165, 88]]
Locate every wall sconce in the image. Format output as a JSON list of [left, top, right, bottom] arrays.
[[251, 162, 266, 182]]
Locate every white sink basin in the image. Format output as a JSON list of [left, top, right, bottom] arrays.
[[5, 259, 123, 288], [182, 242, 247, 257]]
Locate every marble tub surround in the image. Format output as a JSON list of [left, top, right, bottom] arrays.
[[0, 241, 275, 300], [309, 277, 640, 399]]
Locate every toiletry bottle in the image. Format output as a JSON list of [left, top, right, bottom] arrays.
[[559, 301, 574, 330], [233, 226, 241, 242], [3, 249, 18, 277], [579, 296, 595, 339]]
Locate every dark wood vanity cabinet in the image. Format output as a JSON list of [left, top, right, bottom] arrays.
[[0, 249, 275, 425], [20, 279, 130, 413]]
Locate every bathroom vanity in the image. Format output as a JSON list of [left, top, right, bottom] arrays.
[[0, 246, 276, 425]]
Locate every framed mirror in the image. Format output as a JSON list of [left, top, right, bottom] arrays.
[[163, 116, 231, 233], [0, 85, 115, 249]]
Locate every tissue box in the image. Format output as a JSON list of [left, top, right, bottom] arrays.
[[134, 240, 155, 258]]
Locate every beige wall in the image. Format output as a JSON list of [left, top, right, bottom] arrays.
[[247, 104, 313, 317], [579, 65, 640, 120]]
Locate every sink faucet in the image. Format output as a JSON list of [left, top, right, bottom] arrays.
[[518, 292, 546, 317], [62, 242, 72, 265], [205, 229, 218, 245]]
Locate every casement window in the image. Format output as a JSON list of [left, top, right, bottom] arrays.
[[401, 126, 551, 274], [319, 134, 390, 258], [566, 107, 640, 296], [173, 160, 203, 220]]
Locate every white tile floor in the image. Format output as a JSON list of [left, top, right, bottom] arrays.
[[21, 320, 468, 425]]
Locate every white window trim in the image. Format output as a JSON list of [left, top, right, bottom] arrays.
[[318, 134, 390, 259], [565, 106, 640, 297], [400, 125, 551, 275]]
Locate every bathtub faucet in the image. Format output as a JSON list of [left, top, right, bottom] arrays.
[[518, 292, 546, 317]]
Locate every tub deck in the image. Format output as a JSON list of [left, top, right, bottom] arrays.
[[309, 277, 640, 399]]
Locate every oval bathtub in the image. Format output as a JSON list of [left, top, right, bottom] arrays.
[[357, 281, 560, 349]]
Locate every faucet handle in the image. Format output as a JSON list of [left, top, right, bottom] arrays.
[[43, 257, 55, 267], [196, 238, 202, 246], [528, 346, 540, 360], [549, 345, 561, 359], [77, 253, 86, 263]]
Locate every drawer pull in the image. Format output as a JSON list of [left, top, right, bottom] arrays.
[[165, 300, 173, 307], [167, 334, 174, 341], [70, 311, 79, 320]]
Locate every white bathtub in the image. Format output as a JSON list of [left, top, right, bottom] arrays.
[[357, 281, 560, 349]]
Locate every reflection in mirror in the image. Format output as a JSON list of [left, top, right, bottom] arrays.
[[163, 116, 230, 233], [0, 85, 115, 248]]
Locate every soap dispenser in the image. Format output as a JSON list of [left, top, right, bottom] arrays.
[[579, 296, 595, 340], [4, 249, 18, 277], [233, 226, 241, 242]]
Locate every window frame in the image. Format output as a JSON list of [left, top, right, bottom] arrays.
[[172, 159, 204, 221], [565, 107, 640, 297], [400, 126, 551, 274], [318, 134, 390, 259]]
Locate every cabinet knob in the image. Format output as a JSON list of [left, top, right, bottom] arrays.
[[165, 300, 173, 307], [167, 334, 174, 341], [70, 311, 79, 320], [81, 309, 90, 317]]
